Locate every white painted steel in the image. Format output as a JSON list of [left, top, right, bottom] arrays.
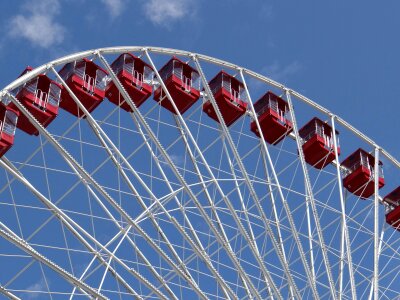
[[0, 47, 398, 299]]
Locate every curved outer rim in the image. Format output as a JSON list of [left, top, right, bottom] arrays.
[[0, 46, 398, 170]]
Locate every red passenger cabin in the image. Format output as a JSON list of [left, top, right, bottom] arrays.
[[341, 148, 384, 199], [250, 91, 292, 145], [298, 117, 340, 169], [58, 58, 108, 117], [106, 53, 153, 112], [383, 186, 400, 231], [153, 57, 200, 114], [13, 67, 61, 135], [0, 102, 18, 157], [383, 187, 400, 230], [203, 71, 247, 126]]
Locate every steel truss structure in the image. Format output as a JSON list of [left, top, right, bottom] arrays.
[[0, 47, 399, 299]]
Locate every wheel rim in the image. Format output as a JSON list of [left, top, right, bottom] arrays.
[[0, 47, 398, 299]]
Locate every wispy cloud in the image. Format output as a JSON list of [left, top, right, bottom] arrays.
[[261, 61, 302, 82], [8, 0, 65, 48], [259, 3, 273, 20], [142, 0, 196, 27], [101, 0, 126, 18], [247, 60, 303, 92], [169, 154, 184, 166], [24, 278, 47, 299], [158, 153, 185, 166]]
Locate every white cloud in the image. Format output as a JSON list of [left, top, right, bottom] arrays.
[[169, 154, 184, 166], [259, 3, 273, 20], [101, 0, 125, 18], [24, 278, 47, 299], [261, 61, 302, 82], [158, 153, 184, 166], [8, 0, 65, 48], [142, 0, 195, 26], [247, 60, 303, 92]]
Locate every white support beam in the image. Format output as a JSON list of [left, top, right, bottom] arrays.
[[133, 52, 259, 300], [331, 115, 357, 300], [98, 51, 253, 299], [0, 46, 398, 174], [285, 89, 337, 300], [239, 71, 318, 299], [0, 46, 398, 300], [0, 159, 166, 299], [368, 230, 385, 300], [193, 56, 289, 299], [51, 67, 201, 300], [69, 226, 143, 300], [260, 150, 294, 299], [0, 221, 107, 300], [0, 285, 21, 300], [3, 93, 201, 300], [373, 147, 380, 300]]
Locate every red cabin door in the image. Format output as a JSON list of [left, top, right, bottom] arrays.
[[362, 153, 371, 175], [277, 108, 284, 122], [269, 96, 285, 123], [231, 89, 239, 103], [133, 70, 143, 88], [83, 73, 95, 94], [182, 75, 191, 92], [222, 74, 230, 94], [2, 109, 18, 137], [143, 66, 153, 85], [48, 83, 61, 107], [95, 68, 108, 92], [34, 88, 48, 109], [124, 54, 134, 75]]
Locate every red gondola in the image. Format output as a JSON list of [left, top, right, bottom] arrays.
[[298, 117, 340, 169], [0, 102, 18, 157], [153, 57, 200, 114], [341, 148, 385, 199], [13, 67, 61, 135], [58, 58, 108, 117], [106, 53, 153, 112], [250, 91, 292, 145], [383, 187, 400, 230], [203, 71, 247, 126]]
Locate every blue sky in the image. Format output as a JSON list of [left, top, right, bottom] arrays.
[[0, 0, 399, 159], [0, 1, 400, 298]]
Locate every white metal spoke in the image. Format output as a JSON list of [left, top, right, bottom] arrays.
[[96, 53, 251, 299], [0, 158, 166, 299], [243, 85, 320, 297], [0, 285, 21, 300], [193, 57, 296, 299], [260, 149, 294, 298], [171, 114, 272, 298], [285, 90, 337, 299], [101, 50, 261, 299], [4, 92, 205, 299], [220, 137, 259, 258], [331, 116, 357, 300], [97, 226, 131, 293], [69, 225, 142, 299], [0, 46, 398, 299], [238, 68, 316, 299], [51, 66, 205, 299], [373, 147, 380, 300], [128, 112, 237, 299], [0, 220, 107, 300], [147, 54, 280, 298]]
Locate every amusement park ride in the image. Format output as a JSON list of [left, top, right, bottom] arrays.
[[1, 52, 398, 232]]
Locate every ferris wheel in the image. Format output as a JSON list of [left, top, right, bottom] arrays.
[[0, 46, 399, 300]]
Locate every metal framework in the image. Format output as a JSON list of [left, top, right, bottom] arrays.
[[0, 47, 399, 299]]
